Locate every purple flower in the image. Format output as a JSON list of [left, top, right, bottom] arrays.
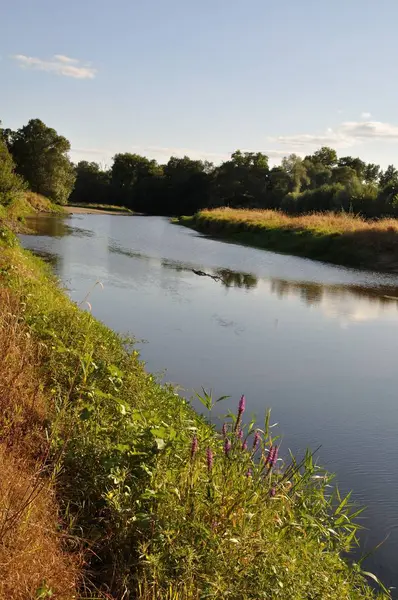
[[252, 430, 260, 451], [242, 441, 248, 451], [190, 435, 198, 459], [206, 447, 213, 472], [238, 395, 246, 415], [224, 438, 232, 456], [234, 394, 246, 433], [270, 487, 276, 497], [222, 423, 228, 438], [266, 445, 279, 468], [237, 428, 243, 440], [246, 468, 253, 478]]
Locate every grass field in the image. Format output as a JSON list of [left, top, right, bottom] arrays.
[[178, 208, 398, 273]]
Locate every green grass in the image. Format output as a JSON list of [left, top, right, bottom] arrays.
[[177, 208, 398, 273], [0, 191, 64, 233], [0, 203, 390, 598]]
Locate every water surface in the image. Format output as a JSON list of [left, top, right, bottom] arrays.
[[21, 213, 398, 592]]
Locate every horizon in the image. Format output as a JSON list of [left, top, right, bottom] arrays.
[[2, 0, 398, 169]]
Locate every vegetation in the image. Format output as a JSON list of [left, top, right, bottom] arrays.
[[3, 116, 398, 221], [69, 147, 398, 219], [0, 119, 392, 598], [0, 202, 390, 598], [2, 119, 75, 205], [178, 208, 398, 272]]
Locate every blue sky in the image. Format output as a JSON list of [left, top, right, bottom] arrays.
[[1, 0, 398, 168]]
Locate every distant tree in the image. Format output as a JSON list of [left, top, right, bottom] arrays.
[[214, 150, 269, 207], [363, 163, 380, 184], [69, 161, 110, 205], [379, 165, 398, 188], [7, 119, 75, 204], [306, 147, 338, 169], [163, 156, 212, 215], [110, 153, 162, 208], [337, 156, 366, 179], [331, 166, 359, 187], [302, 158, 332, 189], [0, 136, 25, 206], [281, 154, 309, 193], [267, 167, 291, 206]]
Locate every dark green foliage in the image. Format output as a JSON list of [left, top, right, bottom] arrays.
[[4, 113, 395, 218], [68, 161, 110, 205], [6, 119, 75, 205], [70, 142, 398, 219], [0, 137, 25, 207]]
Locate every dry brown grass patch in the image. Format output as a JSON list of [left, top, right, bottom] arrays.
[[0, 288, 48, 456], [0, 447, 80, 600], [0, 287, 81, 599]]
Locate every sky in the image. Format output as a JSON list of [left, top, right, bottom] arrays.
[[1, 0, 398, 168]]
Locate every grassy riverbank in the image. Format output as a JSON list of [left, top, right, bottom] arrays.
[[0, 192, 63, 233], [178, 208, 398, 273], [0, 204, 389, 598]]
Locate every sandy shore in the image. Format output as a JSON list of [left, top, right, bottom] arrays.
[[64, 206, 132, 215]]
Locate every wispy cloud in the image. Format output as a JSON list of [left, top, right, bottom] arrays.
[[269, 119, 398, 151], [12, 54, 96, 79]]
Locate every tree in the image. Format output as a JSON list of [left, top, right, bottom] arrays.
[[281, 154, 309, 193], [306, 147, 337, 169], [379, 165, 398, 188], [110, 153, 162, 208], [0, 137, 25, 206], [331, 166, 359, 187], [302, 158, 332, 189], [363, 163, 380, 184], [69, 161, 110, 205], [337, 156, 366, 179], [163, 156, 211, 215], [214, 150, 269, 207], [7, 119, 75, 204]]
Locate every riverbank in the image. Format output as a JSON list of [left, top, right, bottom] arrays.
[[0, 192, 63, 232], [0, 205, 388, 597], [66, 203, 133, 215], [178, 208, 398, 273]]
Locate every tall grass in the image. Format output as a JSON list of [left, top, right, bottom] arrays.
[[178, 208, 398, 272], [0, 223, 390, 598], [0, 288, 80, 599]]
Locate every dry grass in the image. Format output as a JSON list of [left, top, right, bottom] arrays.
[[199, 207, 398, 234], [0, 449, 80, 600], [0, 289, 47, 455], [180, 208, 398, 272], [0, 288, 80, 599]]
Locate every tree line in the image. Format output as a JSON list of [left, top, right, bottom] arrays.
[[2, 117, 398, 218]]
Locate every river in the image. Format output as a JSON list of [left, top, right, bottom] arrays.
[[20, 212, 398, 592]]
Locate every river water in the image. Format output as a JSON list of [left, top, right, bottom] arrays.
[[20, 213, 398, 592]]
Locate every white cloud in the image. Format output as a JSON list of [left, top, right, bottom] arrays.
[[341, 120, 398, 140], [361, 111, 372, 119], [12, 54, 96, 79], [53, 54, 79, 64], [269, 119, 398, 151]]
